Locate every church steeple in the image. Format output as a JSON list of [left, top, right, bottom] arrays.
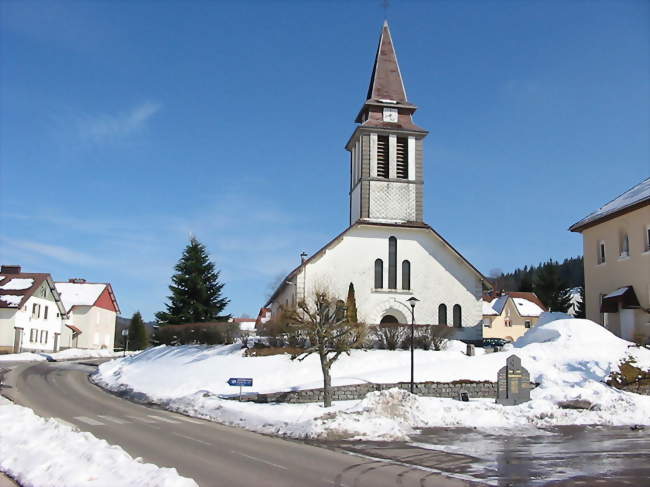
[[346, 22, 428, 227]]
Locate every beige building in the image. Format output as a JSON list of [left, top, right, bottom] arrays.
[[570, 177, 650, 342], [482, 292, 547, 342], [56, 279, 120, 350]]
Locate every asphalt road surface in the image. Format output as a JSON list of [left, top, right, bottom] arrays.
[[2, 361, 480, 487]]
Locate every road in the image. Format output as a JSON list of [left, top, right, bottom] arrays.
[[2, 361, 479, 487]]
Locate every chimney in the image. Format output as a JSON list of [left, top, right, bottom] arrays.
[[300, 252, 308, 264], [1, 265, 21, 274], [68, 278, 87, 284]]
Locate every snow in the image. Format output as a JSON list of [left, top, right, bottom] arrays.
[[0, 396, 197, 487], [0, 295, 22, 307], [482, 300, 497, 316], [55, 282, 106, 311], [0, 278, 34, 291], [92, 318, 650, 441], [0, 348, 137, 362], [512, 298, 544, 317], [604, 287, 629, 299], [572, 177, 650, 228]]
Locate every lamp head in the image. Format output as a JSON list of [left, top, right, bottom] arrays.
[[407, 296, 419, 309]]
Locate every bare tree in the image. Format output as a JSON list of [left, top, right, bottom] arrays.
[[373, 324, 407, 350], [285, 290, 365, 407]]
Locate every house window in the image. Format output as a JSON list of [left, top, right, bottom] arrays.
[[388, 237, 397, 289], [505, 317, 512, 327], [646, 225, 650, 252], [376, 135, 389, 178], [374, 259, 384, 289], [40, 330, 47, 343], [438, 304, 447, 325], [396, 137, 408, 179], [32, 303, 38, 318], [453, 304, 462, 327], [44, 306, 48, 320], [597, 241, 606, 264], [401, 260, 411, 290], [525, 320, 532, 329], [482, 317, 491, 328], [620, 233, 629, 257], [29, 329, 37, 342]]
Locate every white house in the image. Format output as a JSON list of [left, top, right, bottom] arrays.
[[266, 22, 490, 339], [56, 279, 120, 350], [0, 265, 67, 354]]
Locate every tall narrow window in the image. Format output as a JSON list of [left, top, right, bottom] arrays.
[[453, 304, 462, 327], [44, 306, 48, 320], [438, 304, 447, 325], [396, 137, 408, 179], [646, 226, 650, 251], [620, 234, 629, 257], [401, 260, 411, 290], [374, 259, 384, 289], [598, 241, 606, 264], [388, 237, 397, 289], [377, 135, 389, 178]]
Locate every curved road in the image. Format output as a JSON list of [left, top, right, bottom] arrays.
[[2, 361, 476, 487]]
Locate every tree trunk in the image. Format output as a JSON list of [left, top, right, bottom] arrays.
[[320, 354, 332, 407]]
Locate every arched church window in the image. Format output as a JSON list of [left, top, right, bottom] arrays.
[[388, 237, 397, 289], [377, 135, 389, 178], [453, 304, 462, 327], [374, 259, 383, 289], [438, 304, 447, 325], [402, 260, 410, 290]]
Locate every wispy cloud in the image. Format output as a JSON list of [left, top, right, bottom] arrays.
[[1, 238, 101, 267], [78, 102, 161, 142]]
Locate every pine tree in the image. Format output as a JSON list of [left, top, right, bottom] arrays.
[[128, 311, 148, 350], [155, 237, 230, 324], [346, 282, 358, 323], [518, 272, 533, 292], [534, 260, 572, 312], [574, 286, 586, 318]]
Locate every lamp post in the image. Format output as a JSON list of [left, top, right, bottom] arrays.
[[406, 296, 419, 394]]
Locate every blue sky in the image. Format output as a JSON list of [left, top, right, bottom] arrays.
[[1, 1, 648, 321]]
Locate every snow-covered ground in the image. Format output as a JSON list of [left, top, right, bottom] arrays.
[[93, 319, 650, 441], [0, 348, 138, 362], [0, 396, 196, 487]]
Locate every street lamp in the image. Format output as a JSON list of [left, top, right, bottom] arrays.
[[406, 296, 419, 394]]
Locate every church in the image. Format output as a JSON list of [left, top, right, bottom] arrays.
[[266, 22, 490, 339]]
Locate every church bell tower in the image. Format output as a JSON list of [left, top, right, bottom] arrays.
[[346, 21, 428, 226]]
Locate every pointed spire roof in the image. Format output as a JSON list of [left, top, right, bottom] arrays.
[[365, 21, 408, 104]]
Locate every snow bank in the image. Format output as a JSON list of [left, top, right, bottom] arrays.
[[0, 397, 197, 487], [0, 349, 137, 363], [93, 319, 650, 440]]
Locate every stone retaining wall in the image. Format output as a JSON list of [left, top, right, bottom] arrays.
[[230, 380, 498, 404]]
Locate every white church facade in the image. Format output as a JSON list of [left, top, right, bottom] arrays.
[[267, 22, 490, 339]]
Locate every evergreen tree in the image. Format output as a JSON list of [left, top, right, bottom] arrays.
[[534, 260, 572, 312], [346, 283, 358, 323], [574, 286, 586, 318], [155, 237, 230, 324], [518, 272, 533, 292], [128, 311, 148, 350]]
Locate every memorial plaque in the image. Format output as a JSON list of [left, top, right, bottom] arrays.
[[466, 344, 475, 356], [496, 354, 532, 406]]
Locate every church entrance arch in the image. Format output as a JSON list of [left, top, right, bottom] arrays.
[[380, 315, 399, 325], [379, 308, 408, 325]]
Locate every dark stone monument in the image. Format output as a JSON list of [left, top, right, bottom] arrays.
[[496, 354, 532, 405], [459, 391, 469, 402], [466, 344, 475, 356]]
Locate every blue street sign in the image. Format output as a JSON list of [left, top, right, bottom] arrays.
[[227, 378, 253, 387]]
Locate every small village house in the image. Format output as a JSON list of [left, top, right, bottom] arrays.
[[0, 265, 67, 354], [482, 292, 547, 342], [569, 177, 650, 342], [56, 279, 120, 350]]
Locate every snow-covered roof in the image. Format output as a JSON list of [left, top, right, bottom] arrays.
[[0, 295, 22, 307], [512, 298, 544, 317], [604, 287, 630, 299], [55, 282, 107, 311], [570, 177, 650, 231], [0, 278, 35, 291], [482, 299, 498, 316]]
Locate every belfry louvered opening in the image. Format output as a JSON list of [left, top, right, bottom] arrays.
[[377, 135, 389, 178], [396, 137, 408, 179]]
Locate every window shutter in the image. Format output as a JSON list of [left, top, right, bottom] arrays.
[[377, 135, 389, 178], [396, 137, 408, 179]]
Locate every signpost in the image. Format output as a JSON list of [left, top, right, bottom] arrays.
[[227, 377, 253, 401]]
